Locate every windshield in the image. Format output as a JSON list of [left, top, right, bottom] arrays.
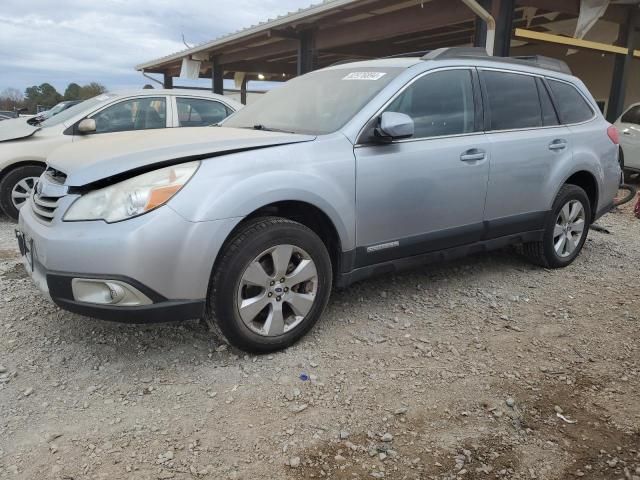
[[223, 67, 403, 135], [41, 94, 116, 128], [44, 102, 69, 118]]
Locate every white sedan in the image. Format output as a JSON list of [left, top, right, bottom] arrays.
[[0, 90, 242, 220], [616, 103, 640, 178]]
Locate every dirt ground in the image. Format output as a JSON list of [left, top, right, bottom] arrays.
[[0, 195, 639, 480]]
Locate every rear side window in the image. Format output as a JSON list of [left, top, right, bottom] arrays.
[[177, 98, 231, 127], [547, 80, 594, 124], [482, 71, 542, 131], [621, 105, 640, 125], [385, 69, 476, 138]]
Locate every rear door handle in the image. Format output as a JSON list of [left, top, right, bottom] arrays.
[[549, 139, 568, 151], [460, 149, 486, 162], [623, 130, 632, 136]]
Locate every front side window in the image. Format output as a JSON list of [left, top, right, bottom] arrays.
[[621, 105, 640, 125], [482, 71, 542, 131], [90, 97, 167, 133], [384, 69, 475, 138], [177, 98, 230, 127], [547, 80, 594, 124]]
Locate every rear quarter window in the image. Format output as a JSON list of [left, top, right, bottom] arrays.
[[547, 79, 594, 124]]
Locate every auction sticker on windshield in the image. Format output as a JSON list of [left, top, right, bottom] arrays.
[[342, 72, 387, 81]]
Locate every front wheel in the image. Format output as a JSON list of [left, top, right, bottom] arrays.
[[523, 184, 591, 268], [0, 165, 45, 221], [206, 217, 332, 353]]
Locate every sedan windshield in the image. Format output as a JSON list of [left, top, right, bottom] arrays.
[[41, 94, 117, 128], [223, 67, 403, 135]]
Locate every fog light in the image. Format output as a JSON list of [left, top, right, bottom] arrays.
[[71, 279, 152, 306]]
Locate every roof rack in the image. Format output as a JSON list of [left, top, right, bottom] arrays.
[[511, 55, 572, 75], [421, 47, 489, 60], [421, 47, 572, 75]]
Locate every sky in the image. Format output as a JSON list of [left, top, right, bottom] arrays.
[[0, 0, 316, 95]]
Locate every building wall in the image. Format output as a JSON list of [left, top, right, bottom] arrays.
[[512, 43, 640, 115]]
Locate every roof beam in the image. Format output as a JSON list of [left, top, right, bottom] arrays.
[[220, 0, 474, 66], [317, 0, 474, 50], [220, 39, 298, 64], [514, 27, 640, 56]]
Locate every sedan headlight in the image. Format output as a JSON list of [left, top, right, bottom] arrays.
[[64, 161, 200, 223]]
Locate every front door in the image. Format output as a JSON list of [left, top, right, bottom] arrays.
[[354, 68, 490, 267]]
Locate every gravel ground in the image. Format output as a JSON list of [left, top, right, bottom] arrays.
[[0, 198, 639, 480]]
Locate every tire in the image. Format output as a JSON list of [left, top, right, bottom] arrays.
[[205, 216, 333, 353], [0, 165, 45, 221], [523, 184, 591, 269]]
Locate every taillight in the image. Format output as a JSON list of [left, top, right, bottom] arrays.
[[607, 125, 620, 145]]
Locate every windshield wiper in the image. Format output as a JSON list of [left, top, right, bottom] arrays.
[[252, 124, 295, 134]]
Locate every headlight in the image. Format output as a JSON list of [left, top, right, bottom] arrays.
[[64, 161, 200, 222]]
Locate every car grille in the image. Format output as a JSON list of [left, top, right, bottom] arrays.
[[31, 167, 68, 223]]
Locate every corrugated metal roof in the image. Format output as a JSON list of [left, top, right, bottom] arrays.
[[136, 0, 364, 71]]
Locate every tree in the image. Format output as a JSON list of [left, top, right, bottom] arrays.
[[64, 83, 82, 100], [23, 83, 62, 113], [142, 84, 155, 89], [0, 88, 24, 111], [79, 82, 107, 100]]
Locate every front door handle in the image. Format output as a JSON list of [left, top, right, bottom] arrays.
[[623, 130, 632, 136], [460, 149, 486, 162], [549, 139, 568, 151]]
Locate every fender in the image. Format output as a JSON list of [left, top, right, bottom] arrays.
[[169, 133, 357, 251]]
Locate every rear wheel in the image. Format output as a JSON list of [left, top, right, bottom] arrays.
[[206, 217, 332, 353], [523, 184, 590, 268], [0, 165, 45, 221]]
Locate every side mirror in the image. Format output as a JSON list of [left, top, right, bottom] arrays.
[[77, 118, 96, 134], [374, 112, 414, 142]]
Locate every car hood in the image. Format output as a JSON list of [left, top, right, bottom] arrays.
[[0, 117, 40, 142], [48, 126, 316, 186]]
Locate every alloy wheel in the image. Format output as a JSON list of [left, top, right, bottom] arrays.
[[11, 177, 38, 210], [236, 244, 318, 337], [553, 200, 585, 258]]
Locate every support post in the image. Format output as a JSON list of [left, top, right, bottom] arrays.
[[607, 9, 639, 122], [163, 73, 173, 89], [473, 0, 492, 49], [493, 0, 515, 57], [241, 75, 249, 105], [212, 57, 224, 95], [297, 29, 317, 75]]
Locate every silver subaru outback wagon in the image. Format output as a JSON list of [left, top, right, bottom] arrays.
[[17, 48, 621, 352]]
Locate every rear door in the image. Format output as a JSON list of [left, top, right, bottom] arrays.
[[173, 96, 233, 127], [616, 104, 640, 170], [481, 69, 571, 236]]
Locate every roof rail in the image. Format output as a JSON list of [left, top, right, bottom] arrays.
[[421, 47, 572, 75], [511, 55, 572, 74], [383, 50, 431, 59], [421, 47, 489, 60]]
